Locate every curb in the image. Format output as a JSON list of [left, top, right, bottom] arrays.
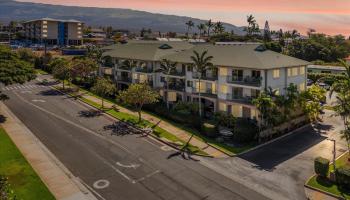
[[237, 123, 311, 156], [49, 84, 214, 158], [304, 151, 349, 200]]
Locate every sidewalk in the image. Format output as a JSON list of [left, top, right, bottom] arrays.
[[0, 103, 96, 200], [81, 93, 227, 158], [305, 187, 339, 200]]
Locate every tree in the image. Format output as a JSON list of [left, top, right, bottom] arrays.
[[252, 92, 279, 129], [118, 84, 159, 122], [87, 46, 103, 66], [244, 14, 260, 37], [205, 19, 214, 37], [263, 21, 271, 42], [197, 24, 206, 38], [213, 22, 225, 35], [299, 85, 326, 121], [91, 77, 116, 109], [156, 59, 178, 109], [70, 57, 98, 85], [331, 60, 350, 152], [185, 20, 194, 38], [0, 45, 36, 100], [17, 48, 35, 63], [190, 50, 214, 118], [51, 58, 71, 90]]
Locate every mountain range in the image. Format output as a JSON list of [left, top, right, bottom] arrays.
[[0, 0, 245, 35]]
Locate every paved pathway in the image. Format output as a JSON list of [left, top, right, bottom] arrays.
[[80, 92, 227, 158], [305, 188, 338, 200], [0, 102, 95, 200]]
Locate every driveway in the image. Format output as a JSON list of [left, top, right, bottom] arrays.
[[199, 109, 348, 200]]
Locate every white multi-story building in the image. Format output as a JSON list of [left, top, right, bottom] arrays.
[[23, 18, 83, 45], [102, 41, 309, 119]]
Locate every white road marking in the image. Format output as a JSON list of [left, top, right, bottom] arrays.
[[21, 91, 32, 94], [93, 180, 110, 189], [77, 177, 106, 200], [32, 99, 46, 103], [116, 162, 140, 169], [134, 170, 161, 183]]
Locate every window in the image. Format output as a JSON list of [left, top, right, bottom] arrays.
[[42, 25, 47, 29], [187, 81, 193, 87], [300, 66, 305, 75], [42, 29, 47, 33], [232, 69, 243, 81], [273, 69, 280, 78], [299, 83, 305, 91], [292, 67, 299, 76], [220, 85, 228, 94], [160, 77, 165, 83], [187, 65, 193, 72], [42, 21, 47, 24], [219, 103, 227, 112], [287, 68, 292, 77], [252, 70, 261, 78], [42, 34, 47, 38], [219, 67, 228, 76]]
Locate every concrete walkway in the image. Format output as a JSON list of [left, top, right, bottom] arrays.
[[305, 188, 338, 200], [0, 103, 96, 200], [81, 93, 227, 158]]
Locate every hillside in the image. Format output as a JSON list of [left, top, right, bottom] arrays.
[[0, 0, 245, 35]]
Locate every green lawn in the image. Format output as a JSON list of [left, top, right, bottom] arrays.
[[0, 128, 55, 200], [306, 152, 350, 199]]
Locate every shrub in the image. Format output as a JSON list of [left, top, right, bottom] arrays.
[[213, 112, 236, 129], [314, 157, 330, 177], [335, 165, 350, 189], [0, 175, 16, 200], [233, 118, 258, 143], [201, 123, 217, 138]]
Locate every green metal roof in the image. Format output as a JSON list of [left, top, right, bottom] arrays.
[[103, 42, 309, 69]]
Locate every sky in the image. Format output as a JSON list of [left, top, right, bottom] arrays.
[[18, 0, 350, 36]]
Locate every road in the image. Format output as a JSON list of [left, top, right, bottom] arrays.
[[2, 78, 269, 200], [199, 106, 348, 200]]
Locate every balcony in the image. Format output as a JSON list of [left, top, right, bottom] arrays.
[[226, 76, 262, 87], [135, 67, 153, 73], [117, 76, 132, 83], [192, 73, 218, 81], [163, 70, 186, 77], [225, 94, 253, 104], [134, 79, 154, 86], [192, 87, 217, 98], [118, 65, 132, 71], [167, 84, 185, 92]]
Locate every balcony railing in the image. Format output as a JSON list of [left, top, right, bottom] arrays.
[[134, 79, 154, 86], [167, 84, 185, 92], [135, 67, 153, 73], [225, 94, 253, 103], [163, 70, 186, 77], [118, 65, 132, 71], [117, 76, 132, 83], [192, 87, 217, 97], [192, 73, 218, 81], [226, 76, 262, 87]]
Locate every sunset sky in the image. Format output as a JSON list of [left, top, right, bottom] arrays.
[[18, 0, 350, 36]]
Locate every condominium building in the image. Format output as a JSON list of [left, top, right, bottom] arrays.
[[102, 41, 308, 119], [23, 18, 83, 45]]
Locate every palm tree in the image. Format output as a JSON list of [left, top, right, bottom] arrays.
[[185, 20, 194, 39], [205, 19, 214, 37], [190, 50, 214, 118], [156, 59, 178, 109], [213, 22, 225, 35], [197, 24, 206, 38]]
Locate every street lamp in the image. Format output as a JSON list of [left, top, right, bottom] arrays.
[[327, 138, 336, 180]]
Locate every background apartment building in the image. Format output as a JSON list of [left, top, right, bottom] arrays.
[[23, 18, 83, 45], [102, 41, 309, 119]]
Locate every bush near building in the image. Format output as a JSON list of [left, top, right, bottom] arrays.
[[314, 157, 330, 178], [335, 166, 350, 190]]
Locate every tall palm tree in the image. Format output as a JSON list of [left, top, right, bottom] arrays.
[[185, 20, 195, 39], [190, 50, 214, 118], [197, 23, 206, 38], [156, 59, 178, 109], [213, 22, 225, 35], [205, 19, 214, 37]]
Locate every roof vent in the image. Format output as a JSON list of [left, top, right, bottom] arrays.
[[255, 45, 266, 52], [158, 44, 173, 49]]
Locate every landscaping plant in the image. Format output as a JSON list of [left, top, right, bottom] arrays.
[[314, 157, 330, 178]]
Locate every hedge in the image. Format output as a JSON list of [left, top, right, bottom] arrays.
[[335, 165, 350, 189], [314, 157, 330, 177]]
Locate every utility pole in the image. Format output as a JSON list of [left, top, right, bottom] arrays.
[[327, 138, 336, 180]]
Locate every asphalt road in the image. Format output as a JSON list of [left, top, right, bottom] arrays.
[[200, 108, 348, 200], [2, 79, 269, 200]]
